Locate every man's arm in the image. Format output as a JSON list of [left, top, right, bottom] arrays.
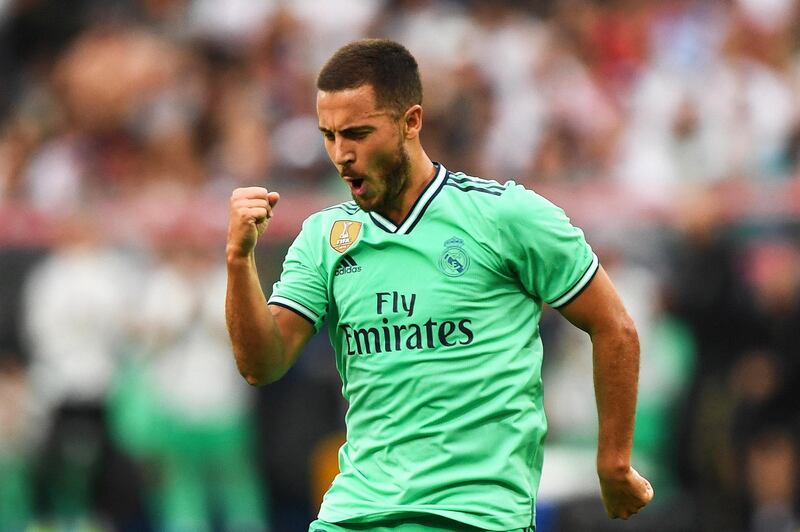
[[557, 265, 654, 519], [226, 187, 314, 385]]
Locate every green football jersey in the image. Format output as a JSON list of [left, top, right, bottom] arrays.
[[269, 163, 598, 530]]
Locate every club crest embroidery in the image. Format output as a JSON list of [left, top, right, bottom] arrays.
[[439, 236, 470, 277], [330, 220, 362, 253]]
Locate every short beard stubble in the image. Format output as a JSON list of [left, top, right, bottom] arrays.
[[352, 137, 411, 216]]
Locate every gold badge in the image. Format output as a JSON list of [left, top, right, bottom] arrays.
[[329, 220, 362, 253]]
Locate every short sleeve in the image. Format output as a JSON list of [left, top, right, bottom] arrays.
[[268, 219, 329, 331], [499, 184, 598, 308]]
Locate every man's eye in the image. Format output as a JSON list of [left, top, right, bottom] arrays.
[[322, 132, 334, 141]]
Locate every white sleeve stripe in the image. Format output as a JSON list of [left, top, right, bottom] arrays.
[[267, 295, 319, 322], [548, 253, 599, 308]]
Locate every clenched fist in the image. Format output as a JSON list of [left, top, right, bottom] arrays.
[[599, 465, 654, 519], [227, 187, 280, 260]]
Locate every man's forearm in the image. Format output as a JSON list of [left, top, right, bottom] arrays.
[[225, 253, 287, 385], [557, 267, 652, 517], [591, 318, 640, 474]]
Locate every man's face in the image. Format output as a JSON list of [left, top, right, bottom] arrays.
[[317, 85, 410, 213]]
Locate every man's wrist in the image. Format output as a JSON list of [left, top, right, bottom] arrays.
[[226, 247, 255, 266], [597, 453, 632, 479]]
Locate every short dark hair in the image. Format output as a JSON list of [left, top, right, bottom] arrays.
[[317, 39, 422, 116]]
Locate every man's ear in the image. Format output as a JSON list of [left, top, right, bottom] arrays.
[[403, 104, 423, 139]]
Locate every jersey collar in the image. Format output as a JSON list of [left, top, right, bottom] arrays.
[[368, 162, 447, 235]]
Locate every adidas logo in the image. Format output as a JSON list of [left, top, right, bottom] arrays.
[[334, 255, 362, 276]]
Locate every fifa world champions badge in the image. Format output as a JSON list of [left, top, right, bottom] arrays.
[[439, 237, 470, 277], [330, 220, 363, 253]]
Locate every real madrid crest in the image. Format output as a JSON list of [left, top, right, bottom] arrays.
[[439, 236, 470, 277], [330, 220, 362, 253]]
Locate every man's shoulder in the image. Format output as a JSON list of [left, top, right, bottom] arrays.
[[442, 170, 541, 214], [442, 169, 568, 228], [443, 170, 512, 199]]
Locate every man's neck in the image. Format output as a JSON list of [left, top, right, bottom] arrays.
[[382, 156, 436, 226]]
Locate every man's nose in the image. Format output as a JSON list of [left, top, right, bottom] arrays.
[[334, 138, 355, 166]]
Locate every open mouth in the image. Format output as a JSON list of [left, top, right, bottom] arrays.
[[347, 177, 366, 195]]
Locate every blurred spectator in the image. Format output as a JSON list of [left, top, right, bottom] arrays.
[[664, 190, 754, 530], [21, 211, 143, 528], [122, 214, 268, 531]]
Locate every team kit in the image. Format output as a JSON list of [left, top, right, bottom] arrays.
[[269, 163, 598, 530]]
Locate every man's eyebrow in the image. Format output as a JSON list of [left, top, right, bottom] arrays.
[[318, 125, 376, 134]]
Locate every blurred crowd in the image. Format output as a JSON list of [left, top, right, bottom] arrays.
[[0, 0, 799, 531]]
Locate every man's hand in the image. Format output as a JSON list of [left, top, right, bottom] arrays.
[[598, 465, 654, 519], [227, 187, 280, 260]]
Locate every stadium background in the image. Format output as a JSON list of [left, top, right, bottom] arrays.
[[0, 0, 798, 530]]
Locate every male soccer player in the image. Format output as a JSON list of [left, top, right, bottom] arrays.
[[226, 39, 653, 531]]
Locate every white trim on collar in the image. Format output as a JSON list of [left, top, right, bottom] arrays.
[[367, 163, 447, 235]]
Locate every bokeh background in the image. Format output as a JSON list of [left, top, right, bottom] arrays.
[[0, 0, 799, 531]]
